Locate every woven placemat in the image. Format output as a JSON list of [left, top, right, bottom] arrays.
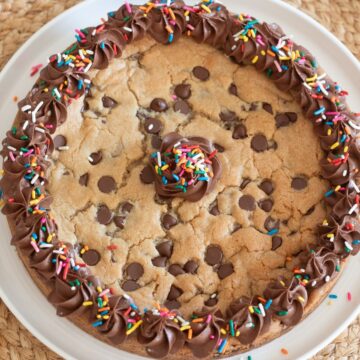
[[0, 1, 359, 359]]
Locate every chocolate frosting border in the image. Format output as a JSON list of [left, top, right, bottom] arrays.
[[0, 1, 359, 358]]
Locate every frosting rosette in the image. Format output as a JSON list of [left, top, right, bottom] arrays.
[[150, 132, 222, 202]]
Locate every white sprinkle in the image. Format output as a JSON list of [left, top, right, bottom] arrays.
[[21, 105, 32, 112], [167, 0, 171, 6], [210, 293, 217, 299], [79, 49, 85, 60], [58, 146, 69, 151], [71, 286, 76, 291], [157, 152, 161, 167], [349, 120, 360, 130], [34, 101, 44, 116], [53, 88, 61, 99], [123, 293, 130, 300], [130, 311, 136, 317], [92, 29, 97, 36], [70, 258, 76, 268], [40, 180, 45, 186], [68, 62, 75, 68], [311, 280, 317, 287], [39, 243, 53, 248], [148, 124, 154, 131], [345, 241, 353, 251], [245, 322, 254, 328], [317, 72, 327, 80], [123, 26, 133, 32], [329, 235, 334, 242], [349, 180, 360, 193], [52, 250, 65, 255], [258, 303, 266, 317], [35, 127, 46, 133], [57, 53, 62, 63], [173, 141, 181, 148], [84, 79, 91, 84], [343, 170, 348, 177], [303, 82, 312, 90], [83, 62, 92, 73], [86, 50, 94, 55], [325, 275, 330, 282], [7, 145, 17, 151], [231, 44, 237, 51], [30, 173, 39, 185], [348, 204, 358, 215], [88, 156, 94, 163], [318, 82, 329, 96]]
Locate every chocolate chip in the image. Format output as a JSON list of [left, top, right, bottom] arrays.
[[240, 178, 251, 190], [184, 260, 199, 274], [82, 249, 101, 266], [214, 143, 225, 153], [156, 241, 173, 258], [238, 195, 256, 211], [259, 179, 274, 195], [98, 176, 116, 193], [89, 151, 102, 165], [249, 102, 258, 111], [220, 110, 238, 123], [209, 204, 220, 216], [263, 103, 273, 114], [102, 96, 118, 108], [162, 214, 178, 230], [126, 262, 144, 280], [291, 177, 308, 190], [193, 66, 210, 81], [275, 113, 290, 128], [97, 205, 112, 225], [140, 165, 155, 184], [144, 118, 162, 134], [122, 280, 140, 292], [251, 134, 268, 152], [151, 256, 167, 267], [229, 83, 238, 96], [150, 98, 168, 112], [174, 84, 191, 99], [204, 297, 218, 307], [271, 236, 283, 250], [164, 300, 180, 310], [232, 223, 241, 234], [173, 100, 191, 115], [82, 100, 89, 112], [53, 135, 67, 149], [205, 245, 223, 266], [79, 173, 89, 187], [287, 112, 298, 123], [151, 135, 162, 149], [167, 285, 183, 300], [232, 124, 247, 139], [113, 216, 125, 229], [168, 264, 186, 276], [217, 263, 234, 279], [305, 205, 315, 216], [258, 198, 273, 212], [121, 202, 134, 213], [264, 216, 280, 231]]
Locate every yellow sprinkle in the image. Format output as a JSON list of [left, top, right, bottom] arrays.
[[280, 280, 286, 287], [236, 330, 240, 337], [201, 4, 211, 13], [330, 142, 340, 150], [239, 14, 244, 21], [248, 306, 254, 314], [344, 146, 349, 153], [126, 320, 143, 335], [103, 315, 109, 320], [83, 301, 93, 306], [252, 55, 259, 64], [44, 88, 48, 93], [327, 129, 332, 136], [306, 74, 318, 83], [249, 29, 256, 38], [184, 10, 189, 16], [161, 165, 169, 171], [298, 296, 305, 303], [335, 185, 341, 192], [279, 56, 291, 61], [220, 328, 227, 335], [31, 190, 36, 199], [96, 286, 102, 293], [261, 50, 266, 56], [168, 8, 176, 20], [180, 325, 191, 331], [47, 234, 53, 243]]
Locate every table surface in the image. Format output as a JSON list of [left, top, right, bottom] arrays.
[[0, 0, 359, 359]]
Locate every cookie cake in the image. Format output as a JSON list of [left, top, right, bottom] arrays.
[[1, 0, 359, 359]]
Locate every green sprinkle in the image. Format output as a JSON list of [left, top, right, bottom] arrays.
[[11, 127, 17, 135], [277, 311, 288, 316]]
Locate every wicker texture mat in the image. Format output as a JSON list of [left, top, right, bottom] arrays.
[[0, 0, 359, 359]]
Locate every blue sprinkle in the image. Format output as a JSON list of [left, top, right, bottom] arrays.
[[75, 34, 81, 42], [168, 33, 174, 44], [264, 299, 272, 310], [92, 320, 103, 327], [100, 310, 109, 316], [198, 177, 209, 181], [162, 176, 168, 185], [281, 65, 288, 71], [267, 228, 279, 236], [325, 189, 334, 197], [51, 259, 57, 264], [271, 45, 279, 53], [329, 294, 338, 299], [31, 233, 38, 240], [130, 303, 138, 310], [78, 79, 83, 90], [173, 174, 180, 182], [218, 338, 227, 353], [352, 240, 360, 245], [108, 11, 115, 17], [100, 42, 105, 49], [314, 106, 325, 116], [340, 134, 347, 143]]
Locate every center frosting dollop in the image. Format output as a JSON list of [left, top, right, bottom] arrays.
[[149, 132, 222, 202]]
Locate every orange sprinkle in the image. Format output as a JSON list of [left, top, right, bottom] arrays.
[[192, 318, 204, 323], [98, 306, 110, 312], [188, 328, 193, 340], [281, 348, 289, 355], [267, 50, 276, 57]]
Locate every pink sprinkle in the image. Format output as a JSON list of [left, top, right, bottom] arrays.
[[75, 29, 86, 39], [210, 335, 215, 340], [325, 112, 340, 115], [274, 60, 282, 73], [56, 261, 63, 275], [41, 217, 47, 224], [183, 6, 196, 12], [179, 169, 185, 177], [127, 318, 136, 323], [171, 94, 177, 100], [9, 151, 16, 162], [99, 289, 110, 297], [30, 64, 43, 77], [23, 149, 34, 157], [169, 20, 176, 26], [188, 179, 195, 186], [125, 0, 132, 14], [206, 314, 212, 324], [347, 292, 352, 301], [30, 241, 40, 253], [256, 35, 265, 46], [187, 24, 195, 31], [45, 124, 54, 129]]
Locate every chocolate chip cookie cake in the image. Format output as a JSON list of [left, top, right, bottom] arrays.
[[1, 1, 359, 358]]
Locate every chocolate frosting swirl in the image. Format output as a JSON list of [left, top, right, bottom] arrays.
[[150, 132, 222, 202], [137, 311, 185, 358], [264, 277, 308, 326], [186, 308, 225, 358], [325, 188, 359, 221], [227, 296, 271, 345]]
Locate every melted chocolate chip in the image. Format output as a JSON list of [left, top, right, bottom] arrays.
[[82, 249, 101, 266], [184, 260, 199, 274], [174, 84, 191, 99], [232, 124, 247, 139], [271, 236, 283, 250], [122, 280, 140, 292], [126, 262, 144, 280], [162, 214, 178, 230], [53, 135, 67, 149], [251, 134, 268, 152], [102, 96, 118, 108], [264, 216, 280, 232], [204, 297, 218, 307], [167, 285, 183, 300], [262, 103, 273, 114], [228, 83, 238, 96], [113, 216, 126, 229], [168, 264, 185, 276], [79, 173, 89, 187], [258, 198, 274, 212], [140, 165, 155, 184], [209, 203, 220, 216], [291, 177, 308, 190], [214, 143, 225, 153], [259, 179, 274, 195], [287, 112, 298, 123], [217, 263, 234, 279], [173, 100, 191, 115], [164, 300, 180, 310], [240, 178, 251, 190], [305, 205, 315, 216], [97, 205, 112, 225], [205, 245, 223, 266], [193, 66, 210, 81], [121, 202, 134, 213], [151, 135, 162, 149], [275, 113, 290, 128], [89, 151, 102, 165], [156, 241, 173, 258], [150, 98, 168, 112], [98, 176, 116, 193], [151, 256, 168, 267], [144, 118, 162, 134], [238, 195, 256, 211], [220, 110, 238, 123]]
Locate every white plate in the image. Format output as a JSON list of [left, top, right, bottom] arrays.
[[0, 1, 359, 359]]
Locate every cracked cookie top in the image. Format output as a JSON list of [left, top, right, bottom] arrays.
[[1, 1, 359, 359]]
